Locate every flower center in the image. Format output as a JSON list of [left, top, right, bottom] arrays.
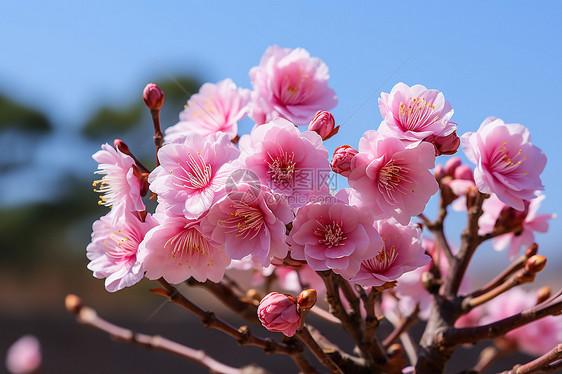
[[267, 150, 299, 185], [315, 221, 346, 248], [219, 200, 265, 239], [398, 97, 439, 131], [364, 240, 398, 273], [173, 152, 213, 190], [164, 226, 209, 259], [105, 227, 141, 260], [490, 142, 527, 174], [93, 166, 128, 207], [378, 160, 414, 204]]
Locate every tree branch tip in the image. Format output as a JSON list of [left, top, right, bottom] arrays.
[[149, 287, 169, 297], [65, 294, 83, 314]]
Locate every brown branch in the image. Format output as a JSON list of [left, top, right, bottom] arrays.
[[469, 244, 537, 299], [382, 304, 420, 349], [152, 279, 297, 356], [442, 290, 562, 346], [334, 274, 361, 319], [296, 325, 344, 374], [65, 294, 241, 374], [420, 188, 455, 266], [500, 344, 562, 374], [150, 109, 163, 167], [186, 278, 260, 324]]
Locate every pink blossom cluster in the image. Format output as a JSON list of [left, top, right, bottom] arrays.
[[85, 46, 554, 357]]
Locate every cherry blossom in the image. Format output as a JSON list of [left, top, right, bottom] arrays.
[[202, 182, 293, 267], [238, 118, 331, 207], [378, 82, 456, 147], [348, 130, 439, 225], [149, 132, 239, 218], [165, 79, 250, 141], [92, 143, 145, 211], [249, 45, 337, 126], [86, 205, 157, 292], [288, 201, 382, 279], [461, 117, 546, 210], [351, 219, 430, 287], [5, 335, 41, 374]]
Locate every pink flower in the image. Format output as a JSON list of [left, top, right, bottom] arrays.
[[378, 83, 456, 146], [143, 83, 165, 110], [330, 145, 358, 177], [149, 132, 239, 218], [87, 205, 157, 292], [137, 211, 230, 284], [482, 288, 562, 356], [165, 79, 250, 141], [308, 110, 339, 140], [249, 46, 337, 126], [461, 117, 546, 210], [257, 292, 301, 337], [479, 194, 555, 259], [238, 118, 331, 207], [202, 182, 293, 267], [5, 335, 41, 374], [348, 130, 439, 225], [351, 219, 430, 287], [288, 201, 382, 279], [92, 143, 145, 211]]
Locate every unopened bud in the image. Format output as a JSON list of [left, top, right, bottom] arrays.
[[331, 145, 358, 177], [536, 286, 551, 305], [434, 164, 445, 180], [308, 111, 339, 140], [444, 157, 462, 177], [297, 289, 317, 311], [525, 243, 538, 258], [525, 255, 547, 274], [114, 139, 131, 155], [65, 294, 83, 314], [454, 165, 474, 182], [426, 131, 460, 156], [143, 83, 165, 110]]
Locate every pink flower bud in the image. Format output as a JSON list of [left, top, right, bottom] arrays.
[[453, 165, 474, 181], [433, 164, 445, 180], [426, 131, 460, 156], [296, 289, 317, 310], [331, 145, 358, 177], [257, 292, 301, 337], [113, 138, 131, 155], [6, 335, 42, 374], [444, 157, 462, 177], [308, 111, 339, 140], [143, 83, 165, 110]]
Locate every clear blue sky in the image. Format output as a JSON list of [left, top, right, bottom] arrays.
[[1, 1, 561, 279]]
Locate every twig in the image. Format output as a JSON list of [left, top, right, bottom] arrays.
[[499, 344, 562, 374], [442, 290, 562, 346], [309, 305, 341, 325], [296, 326, 344, 374], [150, 109, 163, 167], [186, 279, 260, 324], [468, 244, 537, 299], [382, 304, 420, 349], [65, 294, 241, 374], [472, 346, 513, 373]]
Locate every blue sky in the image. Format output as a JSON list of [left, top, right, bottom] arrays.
[[1, 1, 561, 278]]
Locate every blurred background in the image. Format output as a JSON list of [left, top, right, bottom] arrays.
[[1, 1, 561, 373]]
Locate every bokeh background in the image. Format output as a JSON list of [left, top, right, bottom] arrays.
[[1, 1, 561, 373]]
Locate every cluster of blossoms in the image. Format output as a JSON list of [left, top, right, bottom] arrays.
[[83, 45, 560, 373]]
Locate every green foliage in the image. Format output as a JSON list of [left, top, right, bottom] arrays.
[[0, 94, 51, 132], [82, 103, 145, 138]]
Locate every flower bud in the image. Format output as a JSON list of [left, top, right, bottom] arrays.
[[453, 164, 474, 181], [536, 286, 551, 305], [525, 243, 538, 258], [426, 131, 460, 156], [308, 111, 339, 140], [331, 145, 358, 177], [434, 164, 445, 180], [114, 139, 131, 155], [6, 335, 42, 374], [257, 292, 301, 337], [444, 157, 462, 177], [297, 289, 317, 310], [143, 83, 165, 110], [524, 255, 547, 274]]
